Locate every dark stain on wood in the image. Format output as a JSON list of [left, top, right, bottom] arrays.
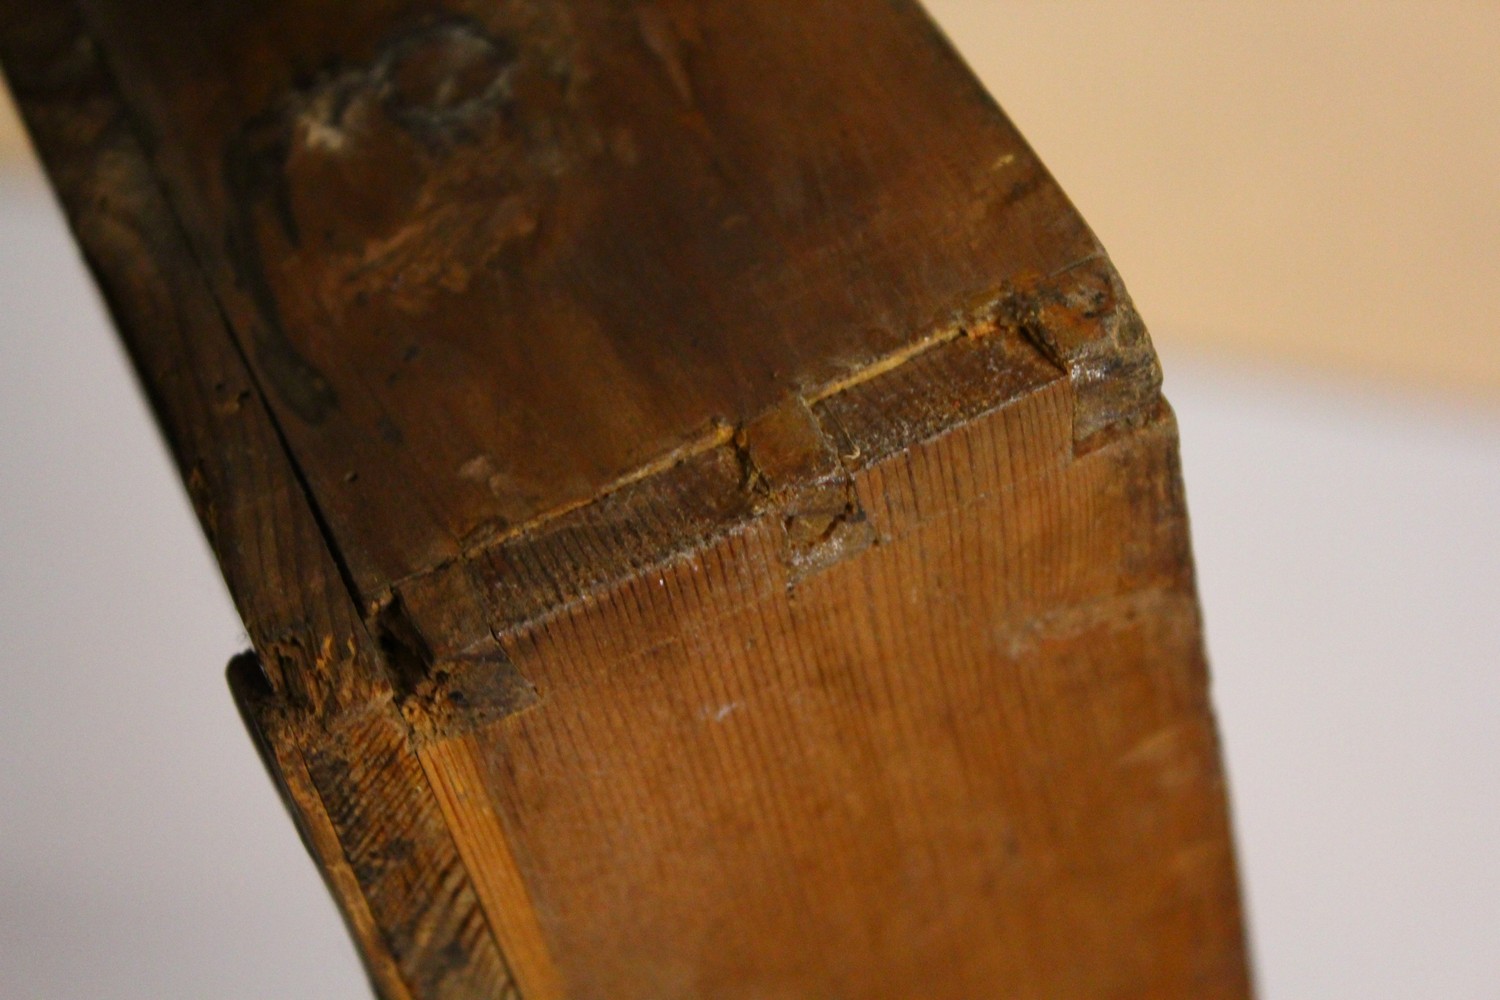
[[374, 591, 540, 742], [47, 0, 1139, 598]]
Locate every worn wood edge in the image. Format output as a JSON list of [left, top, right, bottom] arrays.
[[231, 653, 523, 999], [382, 249, 1157, 607], [1007, 254, 1163, 445], [229, 656, 417, 1000], [419, 735, 567, 1000]]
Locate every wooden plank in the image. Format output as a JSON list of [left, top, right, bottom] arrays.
[[2, 1, 1251, 996]]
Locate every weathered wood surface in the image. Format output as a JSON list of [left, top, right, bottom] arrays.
[[1, 1, 1251, 997]]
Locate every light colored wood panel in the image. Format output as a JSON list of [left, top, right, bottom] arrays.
[[420, 734, 567, 1000], [466, 388, 1246, 999]]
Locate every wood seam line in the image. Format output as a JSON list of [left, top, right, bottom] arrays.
[[418, 735, 567, 1000], [0, 0, 384, 728], [56, 0, 375, 619], [26, 0, 385, 718]]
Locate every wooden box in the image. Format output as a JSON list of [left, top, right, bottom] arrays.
[[2, 1, 1250, 996]]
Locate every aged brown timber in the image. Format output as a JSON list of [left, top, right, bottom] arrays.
[[1, 1, 1251, 998]]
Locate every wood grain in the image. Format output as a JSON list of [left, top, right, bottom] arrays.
[[2, 1, 1250, 996]]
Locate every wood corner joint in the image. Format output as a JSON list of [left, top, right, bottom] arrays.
[[1001, 254, 1165, 447], [368, 593, 541, 746]]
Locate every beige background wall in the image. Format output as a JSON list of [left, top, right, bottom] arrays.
[[926, 1, 1500, 400]]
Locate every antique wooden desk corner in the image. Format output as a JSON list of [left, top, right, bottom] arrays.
[[2, 2, 1251, 997]]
